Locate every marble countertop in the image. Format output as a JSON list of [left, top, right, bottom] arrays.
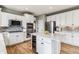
[[31, 32, 65, 41]]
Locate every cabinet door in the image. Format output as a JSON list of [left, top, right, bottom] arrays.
[[9, 33, 24, 45], [56, 14, 61, 26], [43, 42, 52, 54], [16, 33, 25, 42], [9, 33, 18, 45], [72, 33, 79, 46], [1, 13, 9, 27], [36, 37, 45, 54], [66, 11, 73, 26], [63, 33, 73, 44], [73, 9, 79, 25], [7, 13, 16, 20], [60, 13, 66, 26], [51, 40, 60, 54]]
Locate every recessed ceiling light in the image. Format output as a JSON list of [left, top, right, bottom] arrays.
[[49, 6, 53, 9]]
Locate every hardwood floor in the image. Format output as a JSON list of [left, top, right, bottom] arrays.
[[6, 40, 79, 54], [61, 43, 79, 54], [6, 40, 33, 54]]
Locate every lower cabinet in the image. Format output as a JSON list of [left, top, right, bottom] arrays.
[[36, 35, 60, 54], [37, 40, 45, 54], [61, 32, 79, 47], [3, 32, 25, 46], [72, 33, 79, 47], [8, 32, 25, 45]]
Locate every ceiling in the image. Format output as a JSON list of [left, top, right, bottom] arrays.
[[3, 5, 76, 16]]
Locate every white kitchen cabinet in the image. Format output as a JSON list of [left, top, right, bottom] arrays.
[[51, 39, 61, 54], [0, 12, 9, 27], [65, 11, 73, 26], [55, 14, 61, 26], [62, 33, 73, 44], [43, 39, 52, 54], [7, 13, 16, 20], [8, 32, 25, 45], [0, 12, 26, 27], [36, 36, 44, 53], [36, 36, 52, 54], [73, 9, 79, 25], [72, 33, 79, 46], [60, 13, 66, 26], [36, 35, 60, 54], [36, 38, 45, 54]]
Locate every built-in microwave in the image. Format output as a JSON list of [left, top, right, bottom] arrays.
[[9, 20, 22, 26]]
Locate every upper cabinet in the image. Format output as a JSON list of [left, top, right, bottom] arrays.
[[0, 12, 21, 27], [55, 14, 61, 26], [65, 11, 73, 26], [60, 13, 66, 26], [73, 9, 79, 26], [0, 12, 9, 27]]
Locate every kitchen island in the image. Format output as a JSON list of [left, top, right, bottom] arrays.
[[31, 33, 64, 54]]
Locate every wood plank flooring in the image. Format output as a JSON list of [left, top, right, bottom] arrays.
[[61, 43, 79, 54], [6, 40, 79, 54], [6, 40, 33, 54]]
